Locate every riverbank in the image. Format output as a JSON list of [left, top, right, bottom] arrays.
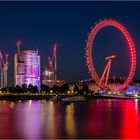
[[0, 94, 140, 101], [0, 94, 85, 101], [88, 94, 140, 99]]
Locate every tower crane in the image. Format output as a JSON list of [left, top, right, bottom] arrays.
[[16, 40, 21, 54], [53, 44, 57, 84], [0, 50, 9, 88]]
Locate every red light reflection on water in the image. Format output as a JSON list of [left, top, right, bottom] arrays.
[[121, 100, 140, 139], [0, 99, 140, 139], [84, 99, 140, 139], [0, 101, 12, 138], [84, 100, 111, 138]]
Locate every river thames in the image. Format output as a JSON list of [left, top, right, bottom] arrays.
[[0, 99, 140, 139]]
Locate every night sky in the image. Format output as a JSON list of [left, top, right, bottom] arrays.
[[0, 1, 140, 85]]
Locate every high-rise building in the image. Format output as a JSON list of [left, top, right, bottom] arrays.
[[14, 49, 40, 89]]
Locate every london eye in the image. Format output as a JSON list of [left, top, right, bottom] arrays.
[[85, 18, 136, 91]]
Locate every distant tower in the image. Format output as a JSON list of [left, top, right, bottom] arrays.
[[14, 41, 40, 90]]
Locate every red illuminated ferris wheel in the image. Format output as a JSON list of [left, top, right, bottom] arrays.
[[85, 18, 136, 91]]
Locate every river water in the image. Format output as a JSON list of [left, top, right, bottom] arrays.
[[0, 99, 140, 139]]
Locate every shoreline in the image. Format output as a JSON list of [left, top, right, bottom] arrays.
[[0, 94, 139, 101]]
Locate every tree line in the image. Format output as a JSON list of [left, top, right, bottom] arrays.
[[0, 82, 89, 95]]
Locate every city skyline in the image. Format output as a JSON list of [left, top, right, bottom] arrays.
[[0, 1, 140, 85]]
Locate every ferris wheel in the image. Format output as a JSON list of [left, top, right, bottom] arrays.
[[85, 18, 136, 91]]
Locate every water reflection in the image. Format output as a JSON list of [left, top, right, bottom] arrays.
[[0, 101, 13, 138], [121, 100, 140, 139], [15, 101, 42, 138], [45, 101, 56, 138], [41, 101, 62, 138], [84, 99, 140, 139], [134, 99, 138, 114], [65, 103, 76, 138], [28, 100, 32, 107], [0, 99, 140, 139]]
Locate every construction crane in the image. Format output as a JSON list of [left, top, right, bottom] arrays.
[[53, 44, 57, 84], [45, 44, 57, 86], [0, 52, 3, 88], [0, 50, 9, 88], [4, 53, 9, 87], [16, 40, 22, 54]]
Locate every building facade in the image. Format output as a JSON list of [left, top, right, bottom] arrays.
[[14, 49, 40, 89], [42, 58, 55, 87]]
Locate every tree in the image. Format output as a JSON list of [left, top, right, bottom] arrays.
[[28, 84, 34, 93], [22, 84, 28, 93], [82, 84, 89, 95], [15, 85, 22, 94], [52, 85, 59, 94], [1, 87, 7, 93], [41, 84, 50, 93], [74, 84, 79, 93], [33, 85, 38, 94], [60, 84, 69, 94]]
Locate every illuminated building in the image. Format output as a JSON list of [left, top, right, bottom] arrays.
[[42, 44, 64, 87], [42, 45, 56, 87], [14, 45, 40, 89], [42, 59, 55, 87]]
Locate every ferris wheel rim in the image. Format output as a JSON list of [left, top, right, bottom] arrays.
[[85, 18, 136, 91]]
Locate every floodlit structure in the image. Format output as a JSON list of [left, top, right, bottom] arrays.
[[85, 18, 136, 91], [14, 41, 40, 89], [42, 58, 55, 87], [42, 44, 57, 87]]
